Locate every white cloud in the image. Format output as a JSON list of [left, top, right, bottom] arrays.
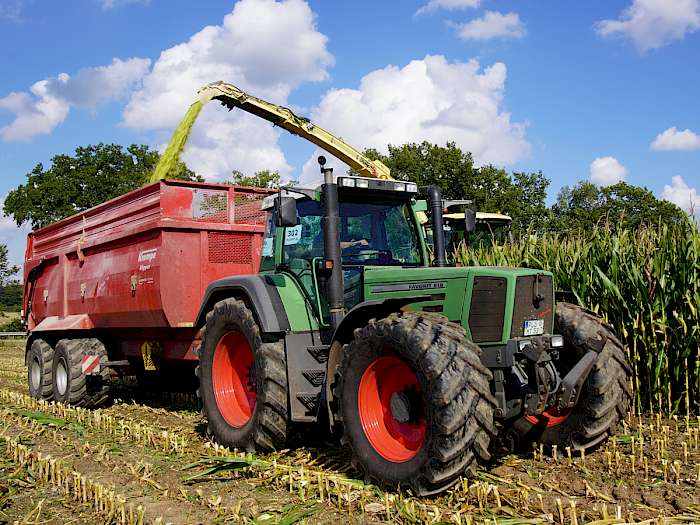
[[595, 0, 700, 52], [590, 156, 628, 186], [415, 0, 480, 16], [453, 11, 526, 41], [179, 106, 293, 181], [311, 55, 529, 167], [651, 126, 700, 151], [298, 148, 349, 187], [122, 0, 333, 181], [0, 58, 150, 142], [662, 175, 698, 214]]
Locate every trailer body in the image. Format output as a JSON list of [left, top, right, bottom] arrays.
[[23, 180, 272, 364]]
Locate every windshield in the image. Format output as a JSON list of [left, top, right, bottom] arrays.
[[283, 199, 422, 267], [468, 220, 511, 247]]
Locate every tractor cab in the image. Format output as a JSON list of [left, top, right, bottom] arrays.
[[260, 171, 429, 324]]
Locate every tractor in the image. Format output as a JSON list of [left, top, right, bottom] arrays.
[[194, 155, 631, 495]]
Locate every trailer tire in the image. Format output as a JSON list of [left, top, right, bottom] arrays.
[[27, 339, 54, 401], [334, 312, 497, 495], [52, 339, 110, 408], [514, 302, 631, 450], [197, 298, 288, 452]]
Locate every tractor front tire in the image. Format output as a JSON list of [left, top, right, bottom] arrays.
[[52, 338, 110, 407], [197, 298, 288, 452], [514, 302, 631, 450], [335, 312, 497, 496], [27, 339, 54, 401]]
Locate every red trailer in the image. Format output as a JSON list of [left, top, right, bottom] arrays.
[[23, 179, 273, 405]]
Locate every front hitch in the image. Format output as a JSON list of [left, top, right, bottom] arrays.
[[554, 350, 598, 409]]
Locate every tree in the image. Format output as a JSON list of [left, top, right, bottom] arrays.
[[360, 142, 550, 235], [0, 282, 22, 311], [361, 142, 475, 200], [0, 244, 20, 312], [3, 143, 202, 229], [227, 169, 281, 189], [508, 171, 551, 234], [550, 181, 687, 233], [0, 245, 18, 285]]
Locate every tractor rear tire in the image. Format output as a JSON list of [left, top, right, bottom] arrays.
[[197, 298, 288, 452], [52, 338, 110, 407], [514, 302, 631, 450], [335, 312, 497, 495], [27, 339, 54, 401]]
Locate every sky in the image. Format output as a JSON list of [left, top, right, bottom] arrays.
[[0, 0, 699, 267]]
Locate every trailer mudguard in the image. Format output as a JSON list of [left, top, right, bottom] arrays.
[[194, 275, 290, 334]]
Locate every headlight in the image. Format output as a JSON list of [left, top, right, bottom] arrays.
[[551, 335, 564, 348], [394, 182, 406, 191], [405, 183, 418, 193], [355, 179, 369, 188], [340, 178, 356, 187]]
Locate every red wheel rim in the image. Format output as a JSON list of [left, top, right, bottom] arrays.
[[526, 406, 573, 427], [212, 331, 256, 428], [358, 356, 426, 462]]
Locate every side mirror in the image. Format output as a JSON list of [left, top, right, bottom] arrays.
[[275, 196, 298, 227], [275, 197, 297, 228], [464, 209, 476, 234]]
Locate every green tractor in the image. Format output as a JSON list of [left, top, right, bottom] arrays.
[[195, 157, 631, 495]]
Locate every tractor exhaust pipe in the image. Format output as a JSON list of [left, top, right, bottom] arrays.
[[319, 156, 345, 330], [426, 185, 447, 267]]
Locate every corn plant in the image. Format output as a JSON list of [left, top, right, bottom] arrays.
[[455, 221, 700, 415]]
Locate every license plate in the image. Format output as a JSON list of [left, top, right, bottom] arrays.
[[524, 319, 544, 336]]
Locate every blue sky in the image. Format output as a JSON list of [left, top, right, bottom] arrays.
[[1, 0, 699, 267]]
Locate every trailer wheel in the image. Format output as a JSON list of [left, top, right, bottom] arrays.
[[27, 339, 54, 401], [52, 339, 110, 408], [334, 312, 497, 495], [514, 302, 631, 450], [197, 298, 288, 452]]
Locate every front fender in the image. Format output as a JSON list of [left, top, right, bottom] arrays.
[[194, 275, 290, 334]]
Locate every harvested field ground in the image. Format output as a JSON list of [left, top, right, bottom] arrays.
[[1, 342, 699, 524]]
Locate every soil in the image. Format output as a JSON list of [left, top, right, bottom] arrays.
[[1, 342, 699, 524]]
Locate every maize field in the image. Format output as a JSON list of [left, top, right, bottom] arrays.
[[456, 222, 700, 417], [1, 223, 699, 523]]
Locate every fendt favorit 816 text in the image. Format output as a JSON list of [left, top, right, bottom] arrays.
[[23, 81, 631, 495]]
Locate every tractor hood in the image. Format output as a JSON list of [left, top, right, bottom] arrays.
[[360, 265, 555, 345]]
